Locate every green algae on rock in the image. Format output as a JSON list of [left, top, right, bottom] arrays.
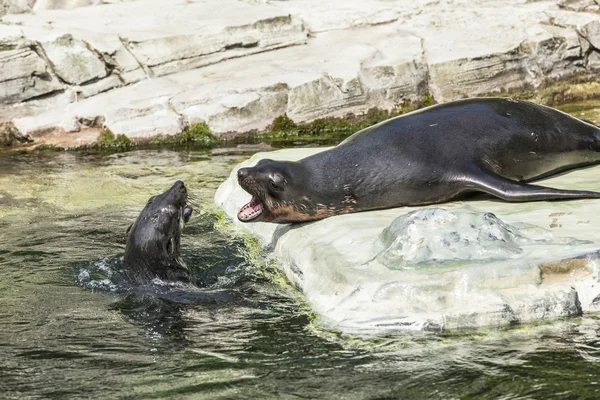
[[97, 129, 131, 152], [259, 100, 433, 146], [0, 122, 32, 147], [149, 122, 219, 148]]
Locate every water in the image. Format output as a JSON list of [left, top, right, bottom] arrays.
[[1, 143, 600, 398]]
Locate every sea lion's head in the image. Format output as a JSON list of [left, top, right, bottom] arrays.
[[237, 159, 327, 223], [124, 180, 194, 283]]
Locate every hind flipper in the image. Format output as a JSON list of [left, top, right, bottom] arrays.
[[464, 168, 600, 202]]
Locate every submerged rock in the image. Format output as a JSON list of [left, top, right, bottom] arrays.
[[216, 148, 600, 334]]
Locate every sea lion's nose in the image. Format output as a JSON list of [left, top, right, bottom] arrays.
[[237, 168, 249, 180], [172, 180, 185, 190]]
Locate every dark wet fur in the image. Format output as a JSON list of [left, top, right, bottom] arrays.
[[124, 181, 192, 284], [238, 98, 600, 223]]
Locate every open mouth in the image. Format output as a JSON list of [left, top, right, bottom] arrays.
[[238, 196, 264, 222]]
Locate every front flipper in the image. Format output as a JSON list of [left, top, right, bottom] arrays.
[[464, 168, 600, 202]]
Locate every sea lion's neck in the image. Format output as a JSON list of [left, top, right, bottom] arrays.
[[303, 148, 364, 189], [301, 149, 368, 213]]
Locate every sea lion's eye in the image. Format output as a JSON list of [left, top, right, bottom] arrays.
[[269, 174, 285, 192], [269, 179, 283, 191], [147, 196, 156, 204]]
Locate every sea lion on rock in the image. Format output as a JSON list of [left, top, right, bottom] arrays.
[[237, 98, 600, 223], [124, 180, 194, 283]]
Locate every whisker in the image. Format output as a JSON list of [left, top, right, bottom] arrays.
[[186, 193, 201, 208]]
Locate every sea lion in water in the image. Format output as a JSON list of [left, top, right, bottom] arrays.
[[124, 180, 194, 283], [237, 98, 600, 223]]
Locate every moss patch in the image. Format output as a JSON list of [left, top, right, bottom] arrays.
[[83, 123, 219, 154], [0, 122, 31, 148], [97, 129, 131, 152], [257, 97, 433, 146], [490, 75, 600, 106], [158, 122, 219, 147]]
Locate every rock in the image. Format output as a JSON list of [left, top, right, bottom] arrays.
[[172, 24, 426, 134], [32, 0, 98, 11], [71, 73, 122, 99], [104, 102, 183, 139], [581, 19, 600, 49], [40, 34, 108, 85], [215, 148, 600, 333], [3, 0, 600, 145], [3, 0, 308, 77], [0, 122, 31, 146], [557, 0, 600, 12], [12, 22, 429, 139], [26, 126, 103, 149], [0, 31, 64, 104], [588, 49, 600, 68], [11, 73, 182, 138], [375, 209, 589, 269], [173, 88, 289, 135], [264, 0, 430, 33], [125, 15, 307, 77], [1, 0, 33, 15], [414, 6, 588, 101]]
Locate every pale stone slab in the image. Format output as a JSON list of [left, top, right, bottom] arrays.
[[104, 102, 183, 139], [32, 0, 98, 11], [3, 0, 600, 144], [4, 0, 308, 77], [170, 24, 427, 134], [1, 0, 33, 15], [215, 148, 600, 333], [0, 33, 64, 104], [41, 34, 108, 85], [408, 4, 587, 101], [11, 76, 181, 136]]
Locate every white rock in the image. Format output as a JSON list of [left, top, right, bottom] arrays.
[[32, 0, 97, 11], [12, 76, 181, 137], [104, 103, 183, 139], [545, 9, 599, 29], [5, 0, 308, 77], [588, 49, 600, 69], [174, 90, 289, 134], [160, 23, 426, 135], [264, 0, 429, 33], [410, 4, 587, 101], [0, 31, 64, 104], [41, 34, 108, 85], [215, 148, 600, 333], [1, 0, 33, 15], [72, 73, 122, 99], [2, 21, 147, 85], [3, 0, 600, 143], [581, 19, 600, 49], [557, 0, 599, 12]]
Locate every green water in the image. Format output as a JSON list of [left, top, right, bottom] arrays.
[[1, 144, 600, 399]]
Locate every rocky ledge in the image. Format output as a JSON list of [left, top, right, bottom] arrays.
[[1, 0, 600, 148], [216, 148, 600, 334]]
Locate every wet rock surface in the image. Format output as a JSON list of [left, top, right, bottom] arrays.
[[374, 208, 590, 269], [215, 148, 600, 333], [1, 0, 600, 146]]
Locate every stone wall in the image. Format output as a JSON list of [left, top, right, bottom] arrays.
[[1, 0, 600, 147]]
